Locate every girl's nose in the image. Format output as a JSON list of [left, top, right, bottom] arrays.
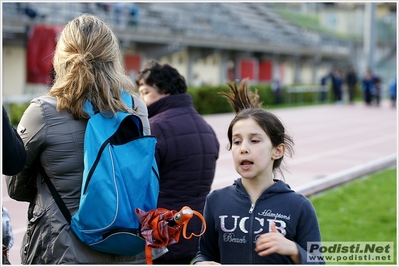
[[240, 144, 249, 154]]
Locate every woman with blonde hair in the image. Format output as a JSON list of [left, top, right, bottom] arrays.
[[5, 14, 156, 264]]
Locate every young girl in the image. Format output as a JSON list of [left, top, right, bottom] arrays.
[[193, 79, 324, 265]]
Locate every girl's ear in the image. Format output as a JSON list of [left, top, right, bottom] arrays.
[[272, 143, 286, 160]]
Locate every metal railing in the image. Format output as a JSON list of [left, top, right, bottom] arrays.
[[285, 85, 328, 104]]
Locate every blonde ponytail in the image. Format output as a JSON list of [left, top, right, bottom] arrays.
[[49, 14, 136, 120]]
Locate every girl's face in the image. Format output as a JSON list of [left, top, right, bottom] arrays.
[[231, 118, 283, 182], [137, 78, 168, 106]]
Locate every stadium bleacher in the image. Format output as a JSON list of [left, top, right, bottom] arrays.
[[3, 2, 353, 57], [3, 2, 396, 90]]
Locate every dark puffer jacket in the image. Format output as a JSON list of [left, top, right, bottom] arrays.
[[148, 93, 220, 264]]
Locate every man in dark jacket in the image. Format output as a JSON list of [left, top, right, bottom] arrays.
[[345, 66, 358, 104], [135, 60, 220, 264]]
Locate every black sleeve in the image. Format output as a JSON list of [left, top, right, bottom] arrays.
[[2, 106, 27, 175]]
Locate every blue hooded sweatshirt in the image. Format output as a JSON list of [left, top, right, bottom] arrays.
[[193, 179, 325, 264]]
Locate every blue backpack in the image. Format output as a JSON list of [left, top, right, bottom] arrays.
[[43, 90, 159, 256]]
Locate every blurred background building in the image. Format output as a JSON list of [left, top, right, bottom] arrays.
[[2, 2, 397, 100]]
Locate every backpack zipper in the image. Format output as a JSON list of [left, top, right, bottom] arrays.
[[83, 139, 110, 194]]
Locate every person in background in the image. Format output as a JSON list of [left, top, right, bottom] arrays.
[[361, 68, 375, 107], [135, 60, 220, 264], [2, 105, 27, 265], [372, 73, 382, 107], [5, 14, 155, 264], [331, 68, 343, 104], [345, 66, 358, 105], [193, 79, 324, 264], [271, 79, 282, 105], [320, 73, 330, 102], [113, 2, 125, 25], [2, 207, 14, 265], [24, 3, 45, 20], [389, 77, 397, 108], [128, 3, 140, 28]]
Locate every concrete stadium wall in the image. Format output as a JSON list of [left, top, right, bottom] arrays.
[[194, 54, 222, 86], [3, 46, 51, 99], [283, 62, 295, 85], [1, 42, 360, 101], [300, 62, 314, 84], [3, 46, 26, 97]]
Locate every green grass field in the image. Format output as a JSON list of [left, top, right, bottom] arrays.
[[309, 167, 397, 264]]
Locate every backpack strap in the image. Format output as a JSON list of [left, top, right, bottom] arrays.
[[83, 100, 96, 118], [120, 89, 134, 109], [40, 166, 72, 224], [83, 89, 134, 117]]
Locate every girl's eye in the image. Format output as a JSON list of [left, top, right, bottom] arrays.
[[251, 139, 260, 143], [233, 140, 241, 145]]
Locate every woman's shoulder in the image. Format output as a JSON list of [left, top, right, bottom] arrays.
[[27, 95, 57, 113], [34, 94, 56, 102], [20, 95, 54, 120], [21, 95, 79, 132]]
